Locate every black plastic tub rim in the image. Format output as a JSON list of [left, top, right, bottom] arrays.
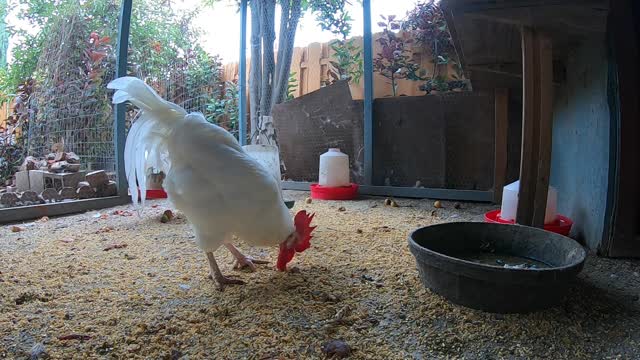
[[408, 222, 587, 274]]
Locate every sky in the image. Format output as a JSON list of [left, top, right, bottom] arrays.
[[7, 0, 419, 64]]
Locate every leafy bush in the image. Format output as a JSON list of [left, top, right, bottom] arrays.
[[373, 15, 424, 96]]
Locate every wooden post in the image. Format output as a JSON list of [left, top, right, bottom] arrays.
[[494, 88, 509, 204], [516, 28, 553, 227]]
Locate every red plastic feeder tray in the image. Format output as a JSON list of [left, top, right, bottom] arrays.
[[310, 183, 359, 200], [484, 209, 573, 236], [135, 188, 168, 199]]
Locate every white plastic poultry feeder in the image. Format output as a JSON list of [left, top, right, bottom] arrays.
[[318, 148, 350, 187], [310, 148, 358, 200], [500, 180, 558, 224]]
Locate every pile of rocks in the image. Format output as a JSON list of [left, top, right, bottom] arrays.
[[20, 151, 82, 173], [0, 170, 118, 209]]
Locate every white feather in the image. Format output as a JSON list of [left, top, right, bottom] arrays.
[[108, 76, 295, 254]]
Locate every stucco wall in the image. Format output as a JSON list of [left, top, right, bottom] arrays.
[[550, 36, 610, 250]]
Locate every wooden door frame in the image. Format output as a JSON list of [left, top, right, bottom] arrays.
[[600, 0, 640, 257]]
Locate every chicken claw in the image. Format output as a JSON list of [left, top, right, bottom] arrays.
[[225, 244, 268, 272], [209, 273, 245, 291], [206, 251, 244, 291], [233, 256, 269, 272]]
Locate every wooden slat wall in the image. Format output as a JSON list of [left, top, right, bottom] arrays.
[[222, 32, 459, 101]]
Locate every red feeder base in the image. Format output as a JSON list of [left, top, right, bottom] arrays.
[[484, 209, 573, 236], [135, 188, 168, 199], [310, 183, 359, 200]]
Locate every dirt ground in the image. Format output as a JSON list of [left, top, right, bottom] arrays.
[[1, 190, 639, 359]]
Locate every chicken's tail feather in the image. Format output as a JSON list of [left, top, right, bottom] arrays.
[[108, 76, 186, 210]]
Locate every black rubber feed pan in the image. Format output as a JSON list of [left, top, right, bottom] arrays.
[[409, 222, 586, 313]]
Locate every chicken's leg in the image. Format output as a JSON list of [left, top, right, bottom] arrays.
[[224, 244, 269, 272], [206, 252, 244, 291]]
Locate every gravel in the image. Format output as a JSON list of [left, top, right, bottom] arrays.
[[0, 190, 638, 359]]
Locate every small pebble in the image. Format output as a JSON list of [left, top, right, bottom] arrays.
[[170, 349, 183, 360], [356, 229, 363, 234], [454, 202, 461, 209], [434, 200, 443, 208], [30, 343, 47, 359], [321, 339, 351, 358], [161, 210, 174, 223], [384, 198, 392, 206], [11, 226, 23, 233], [390, 200, 399, 207], [305, 197, 312, 204], [338, 206, 346, 212]]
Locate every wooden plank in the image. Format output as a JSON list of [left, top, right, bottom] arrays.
[[0, 196, 131, 225], [290, 48, 303, 98], [493, 88, 509, 203], [281, 181, 494, 202], [600, 0, 640, 257], [531, 33, 553, 228], [516, 27, 538, 226], [306, 42, 322, 93]]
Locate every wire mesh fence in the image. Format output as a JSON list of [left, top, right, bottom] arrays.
[[26, 13, 117, 173], [0, 0, 236, 210]]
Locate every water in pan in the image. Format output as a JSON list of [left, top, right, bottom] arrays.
[[455, 252, 552, 269]]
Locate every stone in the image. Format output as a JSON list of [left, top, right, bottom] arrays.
[[96, 181, 118, 197], [20, 156, 38, 171], [85, 170, 109, 188], [41, 188, 60, 202], [66, 152, 80, 164], [30, 342, 47, 359], [15, 171, 31, 192], [59, 187, 77, 200], [1, 192, 19, 207], [66, 163, 81, 172], [20, 191, 39, 204], [49, 161, 69, 173], [76, 185, 96, 199], [321, 340, 351, 359], [53, 152, 66, 162]]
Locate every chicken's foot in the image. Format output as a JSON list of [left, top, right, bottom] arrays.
[[206, 251, 245, 291], [224, 243, 269, 272]]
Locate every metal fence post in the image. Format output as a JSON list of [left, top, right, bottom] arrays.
[[238, 0, 248, 146], [363, 0, 373, 185], [114, 0, 132, 197]]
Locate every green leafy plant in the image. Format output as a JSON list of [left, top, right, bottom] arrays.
[[373, 15, 425, 97], [287, 72, 297, 100], [206, 80, 239, 135], [403, 0, 465, 93], [311, 0, 363, 85]]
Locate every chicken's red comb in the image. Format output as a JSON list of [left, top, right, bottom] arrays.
[[277, 210, 316, 271]]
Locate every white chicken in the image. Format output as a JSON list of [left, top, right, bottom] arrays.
[[108, 77, 316, 290]]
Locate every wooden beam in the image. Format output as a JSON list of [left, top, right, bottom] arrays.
[[517, 27, 539, 226], [494, 88, 509, 204], [532, 35, 553, 228], [516, 27, 553, 227]]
